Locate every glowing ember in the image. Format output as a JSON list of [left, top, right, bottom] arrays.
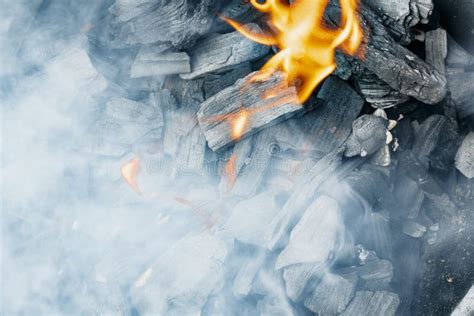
[[224, 0, 364, 102], [230, 109, 250, 140], [121, 156, 141, 194]]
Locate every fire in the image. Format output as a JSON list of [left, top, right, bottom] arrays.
[[230, 109, 250, 140], [121, 156, 141, 194], [224, 0, 364, 102]]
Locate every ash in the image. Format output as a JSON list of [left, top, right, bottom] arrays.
[[1, 0, 473, 315]]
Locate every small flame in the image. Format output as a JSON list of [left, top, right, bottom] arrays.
[[121, 156, 141, 194], [230, 109, 250, 140], [224, 0, 364, 102]]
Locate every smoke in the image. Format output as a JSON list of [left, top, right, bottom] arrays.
[[0, 1, 389, 315]]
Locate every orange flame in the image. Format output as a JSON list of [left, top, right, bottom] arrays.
[[121, 156, 141, 194], [224, 0, 363, 102], [230, 109, 250, 140]]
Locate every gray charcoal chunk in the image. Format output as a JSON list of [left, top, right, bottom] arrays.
[[130, 49, 191, 78], [402, 221, 427, 238], [197, 71, 302, 151], [304, 273, 357, 315], [203, 63, 252, 98], [275, 196, 343, 269], [232, 254, 265, 298], [181, 27, 270, 79], [451, 285, 474, 316], [448, 72, 474, 118], [344, 115, 388, 157], [119, 0, 217, 48], [341, 291, 400, 316], [411, 115, 446, 169], [425, 29, 447, 74], [455, 132, 474, 179], [282, 263, 322, 302], [356, 72, 409, 109]]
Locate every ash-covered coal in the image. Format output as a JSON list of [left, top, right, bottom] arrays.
[[1, 0, 473, 315]]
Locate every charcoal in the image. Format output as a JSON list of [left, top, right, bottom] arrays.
[[345, 165, 391, 208], [344, 115, 389, 158], [223, 191, 278, 247], [116, 0, 217, 48], [203, 63, 252, 98], [338, 4, 447, 104], [394, 174, 425, 219], [93, 96, 163, 145], [356, 72, 409, 109], [341, 291, 400, 316], [275, 196, 343, 269], [338, 259, 393, 291], [451, 285, 474, 316], [448, 72, 474, 118], [173, 124, 207, 177], [108, 0, 155, 23], [411, 115, 447, 169], [425, 29, 447, 75], [402, 220, 427, 238], [428, 119, 461, 174], [364, 0, 433, 26], [218, 0, 262, 26], [218, 136, 253, 193], [130, 232, 227, 315], [304, 273, 357, 315], [232, 254, 265, 298], [229, 130, 275, 197], [181, 27, 270, 79], [256, 291, 296, 316], [267, 151, 364, 250], [282, 263, 321, 302], [367, 211, 393, 259], [455, 132, 474, 179], [197, 71, 302, 151], [446, 35, 474, 67], [130, 48, 190, 78]]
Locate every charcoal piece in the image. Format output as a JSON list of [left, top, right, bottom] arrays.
[[181, 28, 270, 79], [356, 72, 409, 109], [425, 29, 447, 74], [428, 119, 461, 174], [165, 76, 205, 108], [345, 165, 391, 208], [402, 220, 427, 238], [452, 285, 474, 316], [411, 115, 447, 169], [394, 174, 424, 219], [328, 3, 445, 104], [108, 0, 155, 23], [390, 117, 414, 152], [282, 263, 321, 302], [275, 196, 343, 269], [446, 35, 474, 67], [455, 132, 474, 179], [130, 232, 227, 315], [173, 124, 207, 177], [448, 72, 474, 118], [117, 0, 217, 48], [203, 63, 252, 98], [344, 115, 389, 157], [232, 254, 265, 297], [230, 130, 274, 197], [304, 273, 357, 315], [218, 136, 253, 193], [218, 0, 263, 26], [223, 191, 278, 247], [268, 76, 364, 155], [197, 71, 302, 151], [367, 211, 393, 260], [267, 151, 365, 250], [341, 291, 400, 316], [338, 259, 393, 291], [130, 49, 190, 78]]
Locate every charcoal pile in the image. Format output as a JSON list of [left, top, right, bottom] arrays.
[[81, 0, 474, 315]]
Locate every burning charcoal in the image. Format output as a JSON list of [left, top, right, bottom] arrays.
[[344, 115, 389, 158], [425, 29, 447, 75], [451, 285, 474, 316], [402, 220, 427, 238], [446, 36, 474, 67], [411, 115, 447, 169], [230, 130, 275, 197], [197, 71, 302, 151], [356, 72, 409, 109], [455, 132, 474, 179], [223, 191, 278, 247], [267, 151, 365, 250], [181, 27, 270, 79], [203, 63, 252, 98], [130, 48, 191, 78], [130, 232, 227, 315], [341, 291, 400, 316], [448, 72, 474, 118], [218, 136, 253, 193], [116, 0, 217, 48], [218, 0, 263, 26], [275, 196, 343, 269], [304, 273, 357, 315]]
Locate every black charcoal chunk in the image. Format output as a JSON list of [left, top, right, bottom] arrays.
[[344, 115, 389, 158], [341, 291, 400, 316]]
